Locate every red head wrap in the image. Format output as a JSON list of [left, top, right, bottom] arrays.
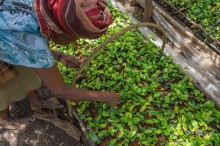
[[35, 0, 112, 40]]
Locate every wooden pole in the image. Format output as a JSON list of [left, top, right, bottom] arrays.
[[143, 0, 152, 22]]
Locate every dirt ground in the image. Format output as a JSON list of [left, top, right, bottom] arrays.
[[0, 86, 90, 146], [0, 1, 146, 146]]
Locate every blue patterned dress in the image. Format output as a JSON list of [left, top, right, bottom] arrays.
[[0, 0, 54, 68]]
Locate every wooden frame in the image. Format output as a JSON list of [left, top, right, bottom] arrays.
[[130, 0, 153, 21]]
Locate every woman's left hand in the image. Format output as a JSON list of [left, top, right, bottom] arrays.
[[59, 53, 82, 69]]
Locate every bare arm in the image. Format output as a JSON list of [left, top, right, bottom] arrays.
[[34, 64, 119, 107]]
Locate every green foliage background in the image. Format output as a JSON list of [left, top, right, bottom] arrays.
[[52, 3, 220, 146], [166, 0, 220, 40]]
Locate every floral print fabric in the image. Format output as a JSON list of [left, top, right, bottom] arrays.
[[0, 0, 54, 68]]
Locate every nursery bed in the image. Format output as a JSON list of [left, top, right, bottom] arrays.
[[55, 1, 220, 146], [135, 0, 220, 108], [154, 0, 220, 53]]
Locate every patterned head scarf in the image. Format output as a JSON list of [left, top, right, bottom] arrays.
[[35, 0, 113, 40]]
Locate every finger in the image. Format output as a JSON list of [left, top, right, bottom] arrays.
[[70, 60, 81, 67], [64, 55, 81, 62], [67, 61, 79, 69], [66, 64, 76, 69], [73, 58, 82, 64], [66, 56, 82, 64], [60, 58, 67, 66], [67, 62, 76, 68]]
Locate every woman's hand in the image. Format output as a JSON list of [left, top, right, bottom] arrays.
[[103, 92, 120, 107], [51, 50, 82, 68], [59, 53, 82, 69]]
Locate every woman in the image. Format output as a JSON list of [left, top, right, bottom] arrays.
[[0, 0, 120, 130]]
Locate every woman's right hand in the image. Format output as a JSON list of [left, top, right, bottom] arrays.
[[103, 92, 120, 107]]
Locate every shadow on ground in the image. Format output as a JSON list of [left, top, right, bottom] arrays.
[[0, 86, 90, 146]]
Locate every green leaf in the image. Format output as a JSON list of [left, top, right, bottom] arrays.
[[191, 120, 198, 128], [99, 124, 106, 128], [212, 134, 220, 145], [144, 129, 152, 134], [117, 130, 124, 138], [109, 139, 117, 145], [98, 130, 108, 137], [140, 141, 150, 145], [140, 106, 147, 113], [102, 111, 110, 117], [137, 97, 147, 104], [180, 94, 188, 100], [155, 129, 162, 134], [154, 92, 162, 98], [129, 105, 134, 112], [144, 119, 154, 124], [95, 80, 101, 90], [146, 137, 153, 142], [102, 103, 107, 110], [148, 96, 153, 102], [125, 112, 132, 119], [136, 75, 141, 83], [108, 127, 116, 136], [127, 131, 136, 138], [132, 117, 142, 123], [87, 131, 99, 143], [177, 129, 184, 136], [204, 116, 215, 122], [165, 96, 170, 103]]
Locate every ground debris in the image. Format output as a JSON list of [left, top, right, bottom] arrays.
[[32, 110, 82, 141]]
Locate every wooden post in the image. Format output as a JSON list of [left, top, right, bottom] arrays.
[[143, 0, 152, 22]]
